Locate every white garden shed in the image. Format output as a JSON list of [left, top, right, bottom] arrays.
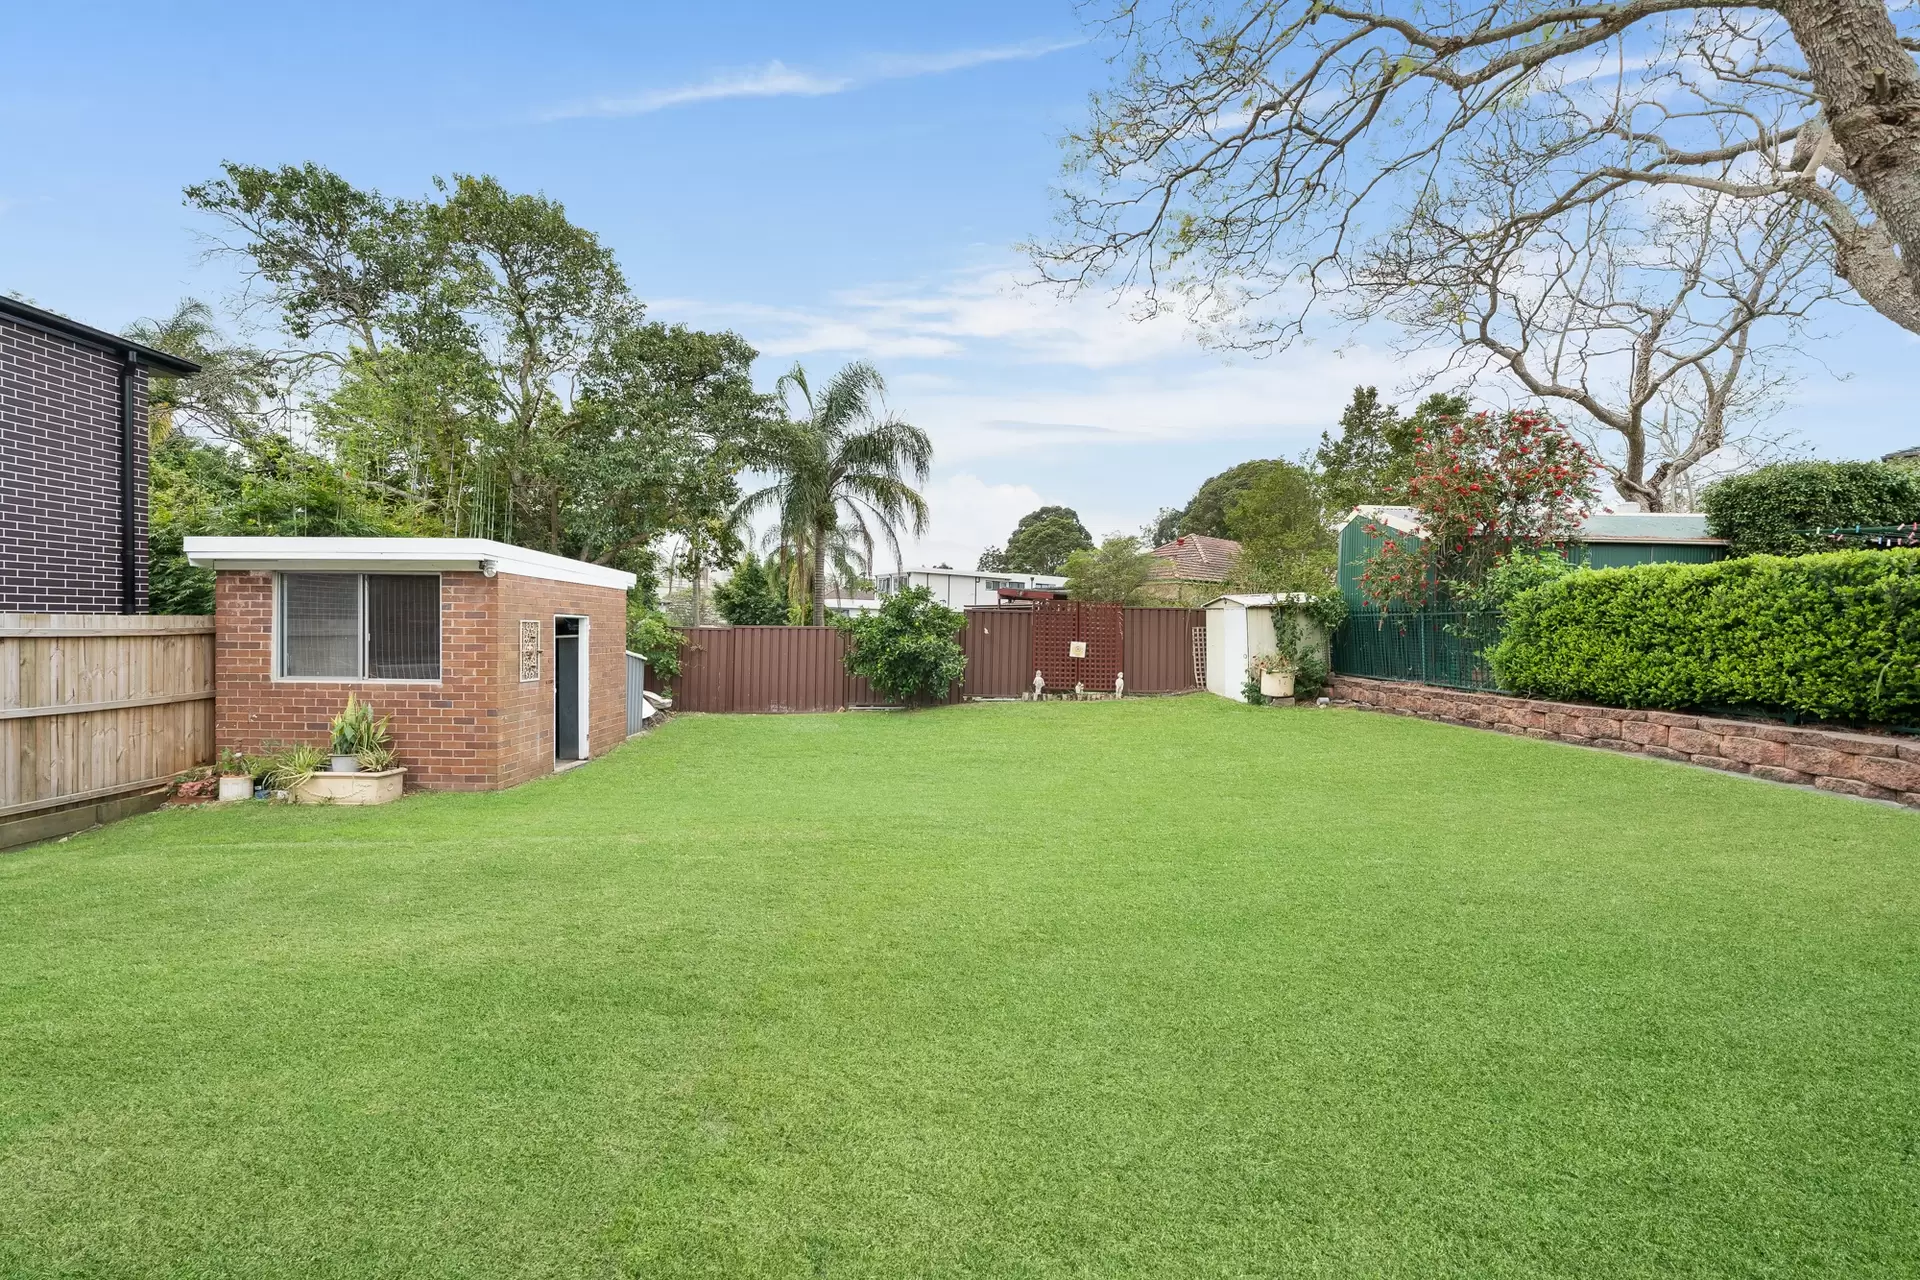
[[1202, 593, 1319, 702]]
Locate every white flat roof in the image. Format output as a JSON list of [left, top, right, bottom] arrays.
[[896, 567, 1069, 586], [183, 537, 637, 591]]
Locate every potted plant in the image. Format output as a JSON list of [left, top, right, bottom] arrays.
[[1252, 653, 1296, 700], [327, 694, 388, 773], [215, 748, 254, 802]]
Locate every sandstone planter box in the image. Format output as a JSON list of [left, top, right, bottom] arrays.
[[292, 767, 405, 806]]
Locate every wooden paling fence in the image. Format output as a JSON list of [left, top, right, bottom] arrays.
[[666, 607, 1208, 714], [1, 614, 215, 821]]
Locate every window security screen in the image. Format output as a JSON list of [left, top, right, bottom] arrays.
[[367, 575, 441, 679], [281, 574, 362, 678], [279, 573, 441, 680]]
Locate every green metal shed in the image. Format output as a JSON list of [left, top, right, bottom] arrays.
[[1336, 505, 1728, 604]]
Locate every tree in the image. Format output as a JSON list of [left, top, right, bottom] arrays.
[[1360, 408, 1601, 608], [1142, 506, 1183, 546], [742, 362, 932, 626], [1064, 536, 1158, 603], [1701, 460, 1920, 556], [125, 299, 284, 448], [835, 586, 967, 706], [1038, 2, 1920, 342], [184, 162, 769, 603], [713, 553, 788, 625], [1225, 459, 1337, 593], [1000, 506, 1094, 573], [1315, 389, 1470, 513], [976, 546, 1012, 572], [1358, 172, 1840, 510], [1176, 460, 1282, 539]]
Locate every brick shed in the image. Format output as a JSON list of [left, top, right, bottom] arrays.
[[184, 537, 636, 791]]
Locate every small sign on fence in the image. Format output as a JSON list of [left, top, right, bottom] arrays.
[[1068, 640, 1088, 659]]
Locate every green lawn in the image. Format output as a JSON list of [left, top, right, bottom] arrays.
[[3, 697, 1918, 1278]]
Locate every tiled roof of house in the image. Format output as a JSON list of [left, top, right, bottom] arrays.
[[1148, 534, 1242, 581]]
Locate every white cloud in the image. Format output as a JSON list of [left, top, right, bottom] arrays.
[[550, 62, 851, 120], [545, 37, 1082, 121]]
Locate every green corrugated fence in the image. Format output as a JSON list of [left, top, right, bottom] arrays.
[[1332, 610, 1499, 691]]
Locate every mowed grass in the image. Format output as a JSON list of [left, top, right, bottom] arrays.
[[2, 697, 1918, 1278]]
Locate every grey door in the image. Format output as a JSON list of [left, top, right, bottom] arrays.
[[555, 620, 581, 761]]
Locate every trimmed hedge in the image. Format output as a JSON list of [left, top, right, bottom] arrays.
[[1490, 549, 1920, 722], [1701, 461, 1920, 557]]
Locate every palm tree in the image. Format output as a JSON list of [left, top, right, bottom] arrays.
[[741, 362, 931, 626]]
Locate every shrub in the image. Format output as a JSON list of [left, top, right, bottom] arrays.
[[1064, 536, 1158, 603], [1490, 549, 1920, 723], [714, 554, 787, 626], [627, 600, 683, 680], [1361, 407, 1599, 608], [836, 586, 966, 706], [1701, 461, 1920, 558]]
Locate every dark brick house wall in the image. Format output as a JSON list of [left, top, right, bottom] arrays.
[[0, 313, 149, 612]]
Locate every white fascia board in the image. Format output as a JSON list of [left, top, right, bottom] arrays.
[[182, 537, 637, 591]]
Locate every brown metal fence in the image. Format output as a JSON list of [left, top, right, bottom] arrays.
[[664, 606, 1207, 713], [962, 608, 1033, 698]]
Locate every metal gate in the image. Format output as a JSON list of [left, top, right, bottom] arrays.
[[1031, 602, 1124, 694]]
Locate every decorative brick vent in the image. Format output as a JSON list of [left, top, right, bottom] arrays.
[[1325, 676, 1920, 810]]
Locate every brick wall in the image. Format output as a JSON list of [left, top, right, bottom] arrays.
[[213, 569, 629, 791], [1326, 675, 1920, 810], [0, 315, 147, 612], [492, 574, 629, 789]]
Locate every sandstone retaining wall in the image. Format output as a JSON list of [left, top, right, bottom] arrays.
[[1325, 675, 1920, 809]]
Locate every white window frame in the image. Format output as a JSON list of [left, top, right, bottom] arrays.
[[273, 571, 444, 684]]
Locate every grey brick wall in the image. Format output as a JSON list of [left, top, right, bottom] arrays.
[[0, 315, 148, 612]]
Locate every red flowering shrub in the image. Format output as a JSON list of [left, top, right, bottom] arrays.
[[1358, 408, 1599, 608]]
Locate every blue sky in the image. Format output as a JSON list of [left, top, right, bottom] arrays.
[[3, 1, 1915, 569]]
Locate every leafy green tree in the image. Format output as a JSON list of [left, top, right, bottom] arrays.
[[835, 586, 965, 706], [1064, 536, 1158, 603], [1142, 506, 1183, 546], [184, 162, 771, 612], [1000, 506, 1093, 573], [1225, 459, 1336, 593], [714, 553, 788, 626], [1315, 388, 1469, 513], [1701, 461, 1920, 557], [742, 362, 931, 626], [976, 546, 1012, 572], [1177, 460, 1281, 539]]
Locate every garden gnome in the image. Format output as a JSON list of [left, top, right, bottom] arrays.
[[1114, 672, 1125, 698], [1032, 669, 1045, 700], [1074, 680, 1085, 700]]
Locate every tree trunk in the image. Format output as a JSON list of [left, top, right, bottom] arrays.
[[810, 532, 827, 628], [1783, 0, 1920, 329]]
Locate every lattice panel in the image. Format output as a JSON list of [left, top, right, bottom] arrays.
[[1031, 602, 1124, 693], [1193, 625, 1207, 688]]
